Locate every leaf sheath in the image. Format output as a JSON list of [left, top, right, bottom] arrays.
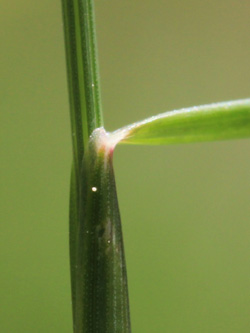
[[75, 129, 131, 332]]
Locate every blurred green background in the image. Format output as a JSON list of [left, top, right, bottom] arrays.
[[1, 1, 250, 332]]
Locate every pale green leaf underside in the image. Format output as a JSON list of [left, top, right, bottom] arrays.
[[113, 99, 250, 146]]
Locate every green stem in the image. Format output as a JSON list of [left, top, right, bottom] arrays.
[[62, 1, 131, 332], [61, 0, 103, 329], [62, 0, 103, 173]]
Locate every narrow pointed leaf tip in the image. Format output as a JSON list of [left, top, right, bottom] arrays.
[[109, 99, 250, 146]]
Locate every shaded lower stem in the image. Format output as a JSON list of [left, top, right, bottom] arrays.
[[74, 128, 131, 332]]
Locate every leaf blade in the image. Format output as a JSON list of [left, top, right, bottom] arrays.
[[115, 99, 250, 146]]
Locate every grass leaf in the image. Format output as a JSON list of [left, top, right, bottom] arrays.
[[112, 99, 250, 146]]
